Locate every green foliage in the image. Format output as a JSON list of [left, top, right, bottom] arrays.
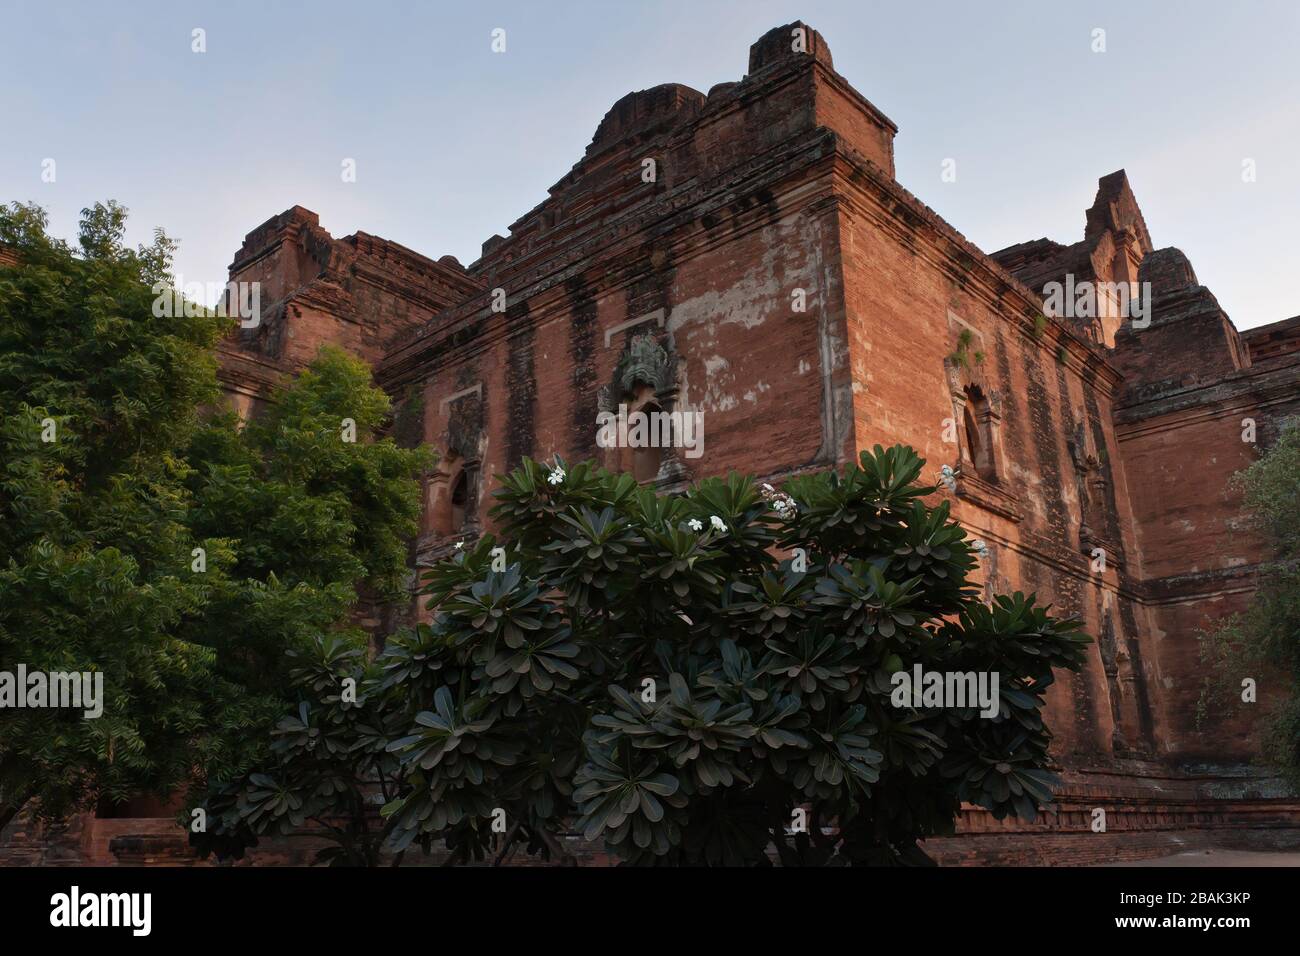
[[0, 202, 430, 829], [948, 331, 984, 370], [202, 447, 1086, 866], [191, 346, 431, 604], [191, 635, 410, 866], [1198, 418, 1300, 781]]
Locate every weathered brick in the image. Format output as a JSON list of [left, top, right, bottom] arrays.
[[11, 19, 1296, 867]]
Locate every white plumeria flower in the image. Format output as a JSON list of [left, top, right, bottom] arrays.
[[762, 483, 775, 493], [687, 518, 703, 532], [710, 515, 727, 533], [971, 538, 989, 558], [938, 464, 957, 492], [453, 540, 464, 551], [547, 466, 565, 486]]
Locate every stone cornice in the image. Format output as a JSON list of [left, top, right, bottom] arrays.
[[960, 521, 1145, 607], [1137, 562, 1264, 606], [348, 231, 480, 295], [215, 343, 285, 397], [350, 258, 481, 319], [827, 144, 1126, 398], [1114, 354, 1300, 432], [379, 128, 842, 391]]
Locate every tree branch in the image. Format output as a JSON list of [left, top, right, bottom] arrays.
[[0, 799, 29, 835], [493, 822, 524, 866]]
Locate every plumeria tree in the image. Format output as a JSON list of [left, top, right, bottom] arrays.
[[198, 446, 1088, 865]]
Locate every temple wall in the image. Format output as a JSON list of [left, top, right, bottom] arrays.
[[91, 17, 1292, 867], [385, 162, 851, 566], [833, 159, 1159, 763], [1115, 340, 1300, 761]]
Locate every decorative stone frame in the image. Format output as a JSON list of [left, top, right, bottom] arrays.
[[599, 311, 691, 489], [418, 381, 487, 556], [1068, 421, 1124, 569], [424, 450, 481, 540], [942, 313, 1021, 522], [959, 383, 999, 481]]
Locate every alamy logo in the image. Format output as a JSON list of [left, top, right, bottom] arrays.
[[50, 886, 151, 936], [0, 665, 103, 718], [1042, 275, 1151, 329], [151, 275, 261, 328], [890, 665, 1000, 718], [596, 404, 705, 459]]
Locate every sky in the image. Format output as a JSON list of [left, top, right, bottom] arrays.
[[2, 0, 1296, 328]]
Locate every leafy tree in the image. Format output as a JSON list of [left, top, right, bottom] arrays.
[[0, 202, 430, 832], [199, 447, 1088, 866], [1198, 417, 1300, 781], [191, 634, 409, 866]]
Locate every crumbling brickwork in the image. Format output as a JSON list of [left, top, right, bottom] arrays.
[[10, 21, 1293, 866]]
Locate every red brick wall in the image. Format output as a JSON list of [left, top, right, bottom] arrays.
[[191, 19, 1300, 864], [833, 156, 1160, 762]]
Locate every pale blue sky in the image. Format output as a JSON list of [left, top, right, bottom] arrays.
[[2, 0, 1296, 328]]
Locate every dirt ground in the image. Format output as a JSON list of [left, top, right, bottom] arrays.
[[1106, 849, 1300, 867]]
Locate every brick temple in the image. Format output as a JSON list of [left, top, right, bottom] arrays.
[[11, 22, 1300, 865]]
